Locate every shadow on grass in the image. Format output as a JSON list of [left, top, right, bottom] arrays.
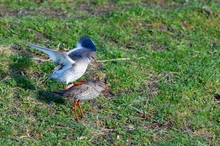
[[8, 47, 35, 90], [8, 45, 66, 105], [37, 90, 65, 104], [0, 69, 7, 81]]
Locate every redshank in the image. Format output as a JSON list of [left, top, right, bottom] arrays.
[[28, 36, 99, 89], [53, 80, 108, 121]]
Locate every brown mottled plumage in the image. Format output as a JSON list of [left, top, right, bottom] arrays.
[[53, 80, 107, 121]]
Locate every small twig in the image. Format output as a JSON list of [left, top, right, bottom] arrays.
[[26, 129, 31, 137], [19, 129, 31, 139], [0, 76, 11, 82], [170, 72, 179, 75], [98, 56, 145, 62], [21, 71, 25, 76], [32, 57, 51, 62], [183, 122, 192, 137], [100, 128, 116, 132], [136, 56, 146, 59], [19, 136, 30, 139], [129, 105, 144, 114], [57, 42, 61, 49], [32, 56, 145, 63], [97, 58, 130, 63]]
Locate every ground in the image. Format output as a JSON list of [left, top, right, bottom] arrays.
[[0, 0, 220, 145]]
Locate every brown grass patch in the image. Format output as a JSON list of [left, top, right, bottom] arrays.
[[0, 45, 12, 55]]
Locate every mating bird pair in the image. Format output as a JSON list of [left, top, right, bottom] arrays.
[[29, 36, 107, 121]]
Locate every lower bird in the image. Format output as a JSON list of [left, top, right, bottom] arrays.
[[28, 36, 99, 90], [53, 80, 108, 121]]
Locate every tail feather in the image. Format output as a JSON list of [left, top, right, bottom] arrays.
[[53, 90, 65, 95], [47, 74, 58, 79], [52, 90, 66, 97]]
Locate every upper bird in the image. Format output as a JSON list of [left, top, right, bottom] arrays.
[[28, 36, 99, 89]]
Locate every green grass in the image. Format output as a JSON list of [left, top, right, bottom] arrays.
[[0, 0, 220, 145]]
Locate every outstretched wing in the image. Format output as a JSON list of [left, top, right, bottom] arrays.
[[28, 43, 75, 67]]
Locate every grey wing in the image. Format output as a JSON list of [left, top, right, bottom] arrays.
[[62, 86, 85, 97], [28, 43, 75, 67], [67, 48, 87, 60]]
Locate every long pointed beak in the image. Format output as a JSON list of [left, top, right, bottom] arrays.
[[94, 60, 99, 69], [104, 87, 109, 93], [104, 87, 115, 96]]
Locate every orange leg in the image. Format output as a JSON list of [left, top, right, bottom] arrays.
[[65, 81, 86, 90], [94, 60, 99, 68], [64, 84, 68, 90], [73, 80, 86, 86], [77, 100, 84, 118], [73, 101, 79, 121]]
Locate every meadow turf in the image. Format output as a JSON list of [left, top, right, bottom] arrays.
[[0, 0, 220, 145]]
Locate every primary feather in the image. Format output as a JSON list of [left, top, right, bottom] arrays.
[[28, 43, 75, 66]]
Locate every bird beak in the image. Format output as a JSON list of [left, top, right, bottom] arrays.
[[104, 87, 109, 93], [104, 87, 115, 96], [94, 60, 99, 68]]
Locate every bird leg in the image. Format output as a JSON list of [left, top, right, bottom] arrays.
[[104, 87, 109, 93], [73, 80, 86, 86], [73, 101, 79, 121], [77, 100, 84, 118], [103, 87, 115, 96], [64, 80, 86, 90], [64, 84, 68, 90], [65, 80, 86, 90]]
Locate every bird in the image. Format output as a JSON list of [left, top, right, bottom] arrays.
[[28, 36, 99, 89], [53, 80, 108, 121]]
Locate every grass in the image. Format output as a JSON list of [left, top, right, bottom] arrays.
[[0, 0, 220, 145]]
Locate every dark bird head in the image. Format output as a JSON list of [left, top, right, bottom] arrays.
[[77, 36, 96, 51], [76, 36, 99, 68]]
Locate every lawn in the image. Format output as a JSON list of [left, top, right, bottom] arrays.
[[0, 0, 220, 145]]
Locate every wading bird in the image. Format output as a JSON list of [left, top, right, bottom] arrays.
[[53, 80, 109, 121], [28, 36, 99, 89]]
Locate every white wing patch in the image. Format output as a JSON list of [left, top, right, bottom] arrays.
[[67, 38, 85, 55], [76, 41, 83, 49], [67, 47, 81, 55]]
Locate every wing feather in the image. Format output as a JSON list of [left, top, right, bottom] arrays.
[[28, 43, 75, 67]]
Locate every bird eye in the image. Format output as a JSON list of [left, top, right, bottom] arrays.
[[91, 56, 96, 60]]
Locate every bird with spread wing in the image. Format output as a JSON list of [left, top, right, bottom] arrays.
[[28, 36, 99, 89]]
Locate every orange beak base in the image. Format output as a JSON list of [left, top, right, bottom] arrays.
[[104, 87, 109, 93], [94, 60, 99, 68], [104, 87, 115, 96]]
